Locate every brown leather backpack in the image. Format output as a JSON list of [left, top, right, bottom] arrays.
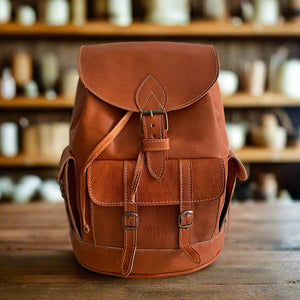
[[58, 42, 247, 278]]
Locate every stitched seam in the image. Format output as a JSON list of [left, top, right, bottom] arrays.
[[167, 46, 219, 110], [136, 74, 167, 111], [147, 115, 164, 179], [73, 226, 225, 251], [91, 201, 97, 245], [179, 160, 183, 247], [144, 147, 169, 151], [142, 91, 154, 110], [88, 159, 225, 205], [121, 161, 128, 275], [143, 139, 169, 143], [88, 198, 220, 205], [130, 153, 143, 196], [79, 47, 218, 112]]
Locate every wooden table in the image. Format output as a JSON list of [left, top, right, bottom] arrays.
[[0, 203, 299, 299]]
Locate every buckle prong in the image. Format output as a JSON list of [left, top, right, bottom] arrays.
[[140, 109, 168, 133]]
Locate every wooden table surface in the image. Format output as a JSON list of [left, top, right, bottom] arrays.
[[0, 202, 300, 300]]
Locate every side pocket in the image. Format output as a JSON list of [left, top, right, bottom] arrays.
[[219, 149, 248, 231], [58, 146, 81, 239]]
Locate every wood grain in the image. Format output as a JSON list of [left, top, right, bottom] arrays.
[[0, 203, 299, 299], [1, 21, 300, 37]]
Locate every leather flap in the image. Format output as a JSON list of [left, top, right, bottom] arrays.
[[87, 158, 225, 207], [79, 42, 219, 112]]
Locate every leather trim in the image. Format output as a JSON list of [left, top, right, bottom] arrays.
[[70, 226, 225, 278], [88, 158, 225, 206], [78, 42, 219, 113]]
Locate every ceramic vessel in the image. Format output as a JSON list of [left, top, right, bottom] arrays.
[[242, 60, 266, 97], [40, 179, 63, 203], [13, 175, 42, 203], [203, 0, 227, 20], [108, 0, 132, 26], [0, 122, 19, 157], [24, 80, 39, 98], [226, 123, 248, 150], [71, 0, 87, 25], [259, 173, 278, 202], [46, 0, 70, 25], [254, 0, 280, 25], [12, 53, 33, 87], [0, 69, 16, 100], [16, 5, 36, 26], [145, 0, 190, 25], [251, 114, 287, 150], [40, 53, 59, 99], [0, 0, 12, 24], [218, 70, 239, 96], [277, 59, 300, 99], [61, 68, 79, 98]]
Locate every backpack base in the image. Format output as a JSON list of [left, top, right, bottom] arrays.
[[70, 228, 226, 278]]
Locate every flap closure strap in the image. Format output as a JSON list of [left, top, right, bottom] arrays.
[[137, 75, 170, 180]]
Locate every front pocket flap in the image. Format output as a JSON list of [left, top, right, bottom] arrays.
[[88, 158, 225, 206]]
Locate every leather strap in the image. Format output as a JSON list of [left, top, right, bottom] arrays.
[[80, 111, 133, 233], [142, 138, 169, 152], [141, 114, 168, 180], [121, 150, 144, 277], [178, 159, 201, 264]]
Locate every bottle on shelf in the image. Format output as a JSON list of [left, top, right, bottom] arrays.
[[45, 0, 70, 25], [16, 5, 37, 26], [12, 52, 33, 88], [71, 0, 87, 25], [108, 0, 132, 26], [0, 68, 16, 100], [0, 122, 19, 157], [0, 0, 12, 24]]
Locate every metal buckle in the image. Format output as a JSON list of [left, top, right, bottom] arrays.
[[122, 212, 139, 230], [139, 109, 169, 133], [178, 210, 193, 229]]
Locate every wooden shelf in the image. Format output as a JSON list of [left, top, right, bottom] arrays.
[[0, 97, 74, 109], [235, 147, 300, 163], [1, 147, 300, 167], [2, 93, 300, 110], [1, 21, 300, 37], [0, 155, 59, 167], [223, 93, 300, 108]]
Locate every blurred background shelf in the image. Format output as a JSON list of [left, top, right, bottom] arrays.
[[0, 97, 74, 109], [223, 93, 300, 108], [1, 147, 300, 167], [235, 147, 300, 163], [2, 93, 300, 110], [1, 21, 300, 37], [0, 155, 59, 167]]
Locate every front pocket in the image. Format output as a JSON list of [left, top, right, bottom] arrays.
[[88, 158, 225, 248]]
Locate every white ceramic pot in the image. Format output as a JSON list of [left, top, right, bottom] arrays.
[[46, 0, 70, 25], [61, 68, 79, 98], [0, 0, 12, 24], [0, 122, 19, 157], [40, 179, 63, 203], [218, 70, 239, 96], [254, 0, 280, 25], [108, 0, 132, 26], [13, 175, 42, 203], [277, 59, 300, 99], [251, 125, 287, 150], [146, 0, 190, 25], [0, 68, 16, 100], [226, 123, 247, 150], [16, 5, 37, 26]]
